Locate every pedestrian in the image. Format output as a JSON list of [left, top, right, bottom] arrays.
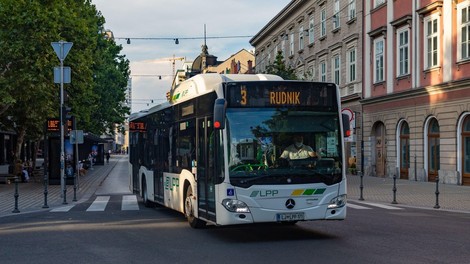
[[88, 152, 94, 170], [106, 151, 110, 164]]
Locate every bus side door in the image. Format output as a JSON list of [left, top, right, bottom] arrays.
[[197, 117, 216, 222]]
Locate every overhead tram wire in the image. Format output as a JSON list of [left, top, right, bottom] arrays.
[[115, 35, 254, 44]]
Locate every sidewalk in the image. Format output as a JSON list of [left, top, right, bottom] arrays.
[[347, 174, 470, 213], [0, 155, 127, 218]]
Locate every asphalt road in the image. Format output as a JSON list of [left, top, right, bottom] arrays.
[[1, 160, 469, 264], [1, 196, 469, 264]]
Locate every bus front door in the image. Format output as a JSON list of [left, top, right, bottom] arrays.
[[197, 117, 216, 222]]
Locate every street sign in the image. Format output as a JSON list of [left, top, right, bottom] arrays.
[[69, 130, 84, 144], [51, 41, 73, 61], [54, 66, 71, 83]]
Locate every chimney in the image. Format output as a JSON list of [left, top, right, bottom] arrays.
[[247, 60, 253, 74]]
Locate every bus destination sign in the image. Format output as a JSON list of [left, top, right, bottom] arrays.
[[227, 82, 336, 109]]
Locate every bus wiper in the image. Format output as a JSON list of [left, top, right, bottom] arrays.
[[239, 172, 275, 184]]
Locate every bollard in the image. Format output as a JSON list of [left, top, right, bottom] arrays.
[[42, 175, 49, 208], [434, 175, 440, 209], [73, 174, 77, 202], [392, 175, 398, 204], [359, 171, 364, 201], [62, 175, 68, 205], [12, 177, 20, 213]]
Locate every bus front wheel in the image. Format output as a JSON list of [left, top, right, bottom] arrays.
[[184, 186, 206, 228]]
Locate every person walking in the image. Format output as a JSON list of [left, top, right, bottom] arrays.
[[106, 151, 110, 164]]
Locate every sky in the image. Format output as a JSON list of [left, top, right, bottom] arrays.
[[92, 0, 291, 113]]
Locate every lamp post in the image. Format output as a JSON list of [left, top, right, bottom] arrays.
[[51, 40, 73, 203]]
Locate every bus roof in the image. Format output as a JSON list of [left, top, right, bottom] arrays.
[[129, 73, 283, 121], [169, 73, 283, 105]]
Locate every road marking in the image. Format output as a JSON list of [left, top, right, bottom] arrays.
[[86, 196, 110, 211], [347, 203, 371, 210], [357, 201, 403, 210], [122, 195, 139, 210], [50, 204, 75, 212]]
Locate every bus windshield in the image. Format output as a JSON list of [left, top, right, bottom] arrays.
[[226, 108, 343, 188]]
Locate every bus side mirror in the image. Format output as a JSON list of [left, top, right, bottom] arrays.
[[342, 113, 351, 138], [213, 98, 226, 130]]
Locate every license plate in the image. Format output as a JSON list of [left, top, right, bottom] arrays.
[[276, 212, 305, 222]]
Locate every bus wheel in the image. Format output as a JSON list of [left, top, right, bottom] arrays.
[[142, 179, 152, 208], [184, 186, 206, 228]]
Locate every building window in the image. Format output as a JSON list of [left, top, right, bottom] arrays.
[[397, 27, 410, 76], [347, 48, 356, 83], [299, 26, 304, 50], [290, 33, 294, 56], [458, 3, 470, 61], [424, 14, 439, 69], [333, 0, 340, 30], [349, 0, 356, 20], [320, 60, 327, 82], [320, 8, 326, 38], [375, 0, 385, 8], [308, 63, 315, 80], [374, 37, 385, 83], [332, 55, 340, 85], [281, 38, 286, 58], [309, 17, 315, 44]]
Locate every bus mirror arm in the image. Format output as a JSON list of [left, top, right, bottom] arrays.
[[214, 98, 227, 130]]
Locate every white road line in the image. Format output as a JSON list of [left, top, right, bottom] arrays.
[[347, 203, 371, 210], [50, 204, 75, 212], [86, 196, 110, 212], [358, 201, 403, 210], [121, 195, 139, 210]]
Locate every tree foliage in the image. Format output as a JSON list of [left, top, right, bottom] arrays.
[[263, 51, 298, 80], [0, 0, 130, 159]]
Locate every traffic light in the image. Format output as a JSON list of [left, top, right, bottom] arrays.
[[61, 106, 72, 124]]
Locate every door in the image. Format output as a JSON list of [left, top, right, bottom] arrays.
[[462, 116, 470, 185], [197, 117, 216, 222], [399, 122, 410, 179], [427, 119, 439, 182], [375, 123, 386, 177]]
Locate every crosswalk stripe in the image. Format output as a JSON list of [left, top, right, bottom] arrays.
[[122, 195, 139, 210], [50, 204, 75, 212], [347, 203, 371, 210], [86, 196, 110, 211], [355, 201, 403, 210]]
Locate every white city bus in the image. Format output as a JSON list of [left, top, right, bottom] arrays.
[[129, 74, 349, 228]]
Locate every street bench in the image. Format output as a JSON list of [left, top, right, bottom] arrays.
[[0, 173, 18, 184]]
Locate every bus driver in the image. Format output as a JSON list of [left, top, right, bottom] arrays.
[[280, 135, 318, 160]]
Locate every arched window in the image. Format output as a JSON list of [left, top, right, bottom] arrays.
[[428, 119, 440, 182], [399, 122, 410, 179]]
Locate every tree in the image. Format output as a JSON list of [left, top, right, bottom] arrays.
[[263, 51, 298, 80], [0, 0, 129, 162]]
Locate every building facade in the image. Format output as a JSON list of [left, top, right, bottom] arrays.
[[363, 0, 470, 185], [250, 0, 364, 173]]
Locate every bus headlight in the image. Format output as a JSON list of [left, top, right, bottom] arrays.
[[222, 199, 250, 213], [328, 194, 347, 209]]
